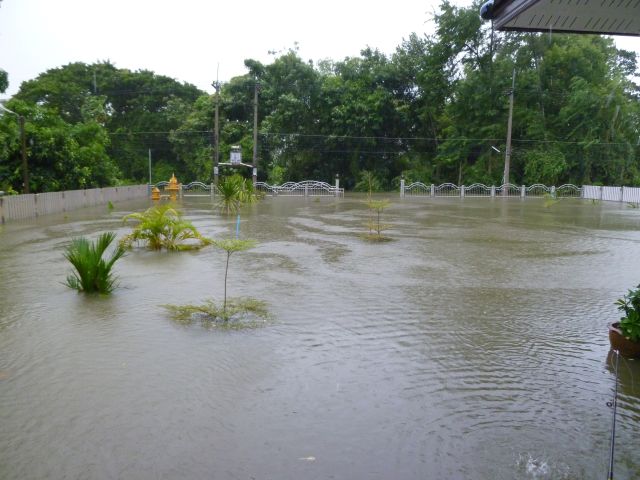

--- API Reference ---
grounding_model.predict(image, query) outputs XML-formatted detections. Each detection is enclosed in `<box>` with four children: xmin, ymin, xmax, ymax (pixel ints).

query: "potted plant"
<box><xmin>609</xmin><ymin>284</ymin><xmax>640</xmax><ymax>358</ymax></box>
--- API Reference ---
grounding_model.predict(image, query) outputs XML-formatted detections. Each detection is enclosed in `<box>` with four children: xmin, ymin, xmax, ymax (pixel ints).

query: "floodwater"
<box><xmin>1</xmin><ymin>195</ymin><xmax>639</xmax><ymax>480</ymax></box>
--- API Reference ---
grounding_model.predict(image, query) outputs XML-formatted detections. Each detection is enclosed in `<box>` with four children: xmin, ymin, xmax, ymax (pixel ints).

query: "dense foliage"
<box><xmin>1</xmin><ymin>0</ymin><xmax>638</xmax><ymax>192</ymax></box>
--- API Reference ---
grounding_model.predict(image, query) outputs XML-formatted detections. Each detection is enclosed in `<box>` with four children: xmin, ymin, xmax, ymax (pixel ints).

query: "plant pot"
<box><xmin>609</xmin><ymin>322</ymin><xmax>640</xmax><ymax>359</ymax></box>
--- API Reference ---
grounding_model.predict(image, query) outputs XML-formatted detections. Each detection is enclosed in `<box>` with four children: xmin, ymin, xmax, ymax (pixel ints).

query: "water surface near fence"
<box><xmin>1</xmin><ymin>196</ymin><xmax>640</xmax><ymax>479</ymax></box>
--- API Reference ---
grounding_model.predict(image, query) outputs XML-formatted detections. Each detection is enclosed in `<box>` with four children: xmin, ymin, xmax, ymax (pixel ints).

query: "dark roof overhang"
<box><xmin>481</xmin><ymin>0</ymin><xmax>640</xmax><ymax>36</ymax></box>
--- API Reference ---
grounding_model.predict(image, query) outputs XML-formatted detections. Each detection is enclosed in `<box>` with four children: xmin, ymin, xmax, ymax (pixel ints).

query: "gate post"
<box><xmin>491</xmin><ymin>185</ymin><xmax>496</xmax><ymax>197</ymax></box>
<box><xmin>431</xmin><ymin>184</ymin><xmax>435</xmax><ymax>197</ymax></box>
<box><xmin>335</xmin><ymin>174</ymin><xmax>340</xmax><ymax>197</ymax></box>
<box><xmin>400</xmin><ymin>176</ymin><xmax>405</xmax><ymax>198</ymax></box>
<box><xmin>460</xmin><ymin>185</ymin><xmax>465</xmax><ymax>198</ymax></box>
<box><xmin>521</xmin><ymin>185</ymin><xmax>525</xmax><ymax>198</ymax></box>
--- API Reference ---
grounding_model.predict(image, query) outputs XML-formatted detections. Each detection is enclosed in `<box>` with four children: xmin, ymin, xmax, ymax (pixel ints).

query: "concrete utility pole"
<box><xmin>252</xmin><ymin>80</ymin><xmax>259</xmax><ymax>185</ymax></box>
<box><xmin>503</xmin><ymin>68</ymin><xmax>515</xmax><ymax>188</ymax></box>
<box><xmin>212</xmin><ymin>80</ymin><xmax>221</xmax><ymax>185</ymax></box>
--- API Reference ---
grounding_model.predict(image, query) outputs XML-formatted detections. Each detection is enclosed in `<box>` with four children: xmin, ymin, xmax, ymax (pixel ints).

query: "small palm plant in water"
<box><xmin>64</xmin><ymin>232</ymin><xmax>125</xmax><ymax>294</ymax></box>
<box><xmin>216</xmin><ymin>174</ymin><xmax>260</xmax><ymax>215</ymax></box>
<box><xmin>120</xmin><ymin>204</ymin><xmax>211</xmax><ymax>250</ymax></box>
<box><xmin>163</xmin><ymin>238</ymin><xmax>268</xmax><ymax>327</ymax></box>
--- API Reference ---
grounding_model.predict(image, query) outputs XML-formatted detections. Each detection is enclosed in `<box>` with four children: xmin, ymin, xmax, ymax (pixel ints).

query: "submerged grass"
<box><xmin>163</xmin><ymin>297</ymin><xmax>270</xmax><ymax>329</ymax></box>
<box><xmin>360</xmin><ymin>232</ymin><xmax>394</xmax><ymax>242</ymax></box>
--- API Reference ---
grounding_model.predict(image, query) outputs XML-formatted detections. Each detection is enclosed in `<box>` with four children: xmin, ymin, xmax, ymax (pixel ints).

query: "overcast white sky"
<box><xmin>1</xmin><ymin>0</ymin><xmax>639</xmax><ymax>99</ymax></box>
<box><xmin>0</xmin><ymin>0</ymin><xmax>447</xmax><ymax>97</ymax></box>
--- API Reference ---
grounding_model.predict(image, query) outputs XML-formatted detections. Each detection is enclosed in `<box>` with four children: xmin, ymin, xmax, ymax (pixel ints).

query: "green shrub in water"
<box><xmin>216</xmin><ymin>174</ymin><xmax>260</xmax><ymax>215</ymax></box>
<box><xmin>120</xmin><ymin>204</ymin><xmax>211</xmax><ymax>250</ymax></box>
<box><xmin>64</xmin><ymin>232</ymin><xmax>125</xmax><ymax>294</ymax></box>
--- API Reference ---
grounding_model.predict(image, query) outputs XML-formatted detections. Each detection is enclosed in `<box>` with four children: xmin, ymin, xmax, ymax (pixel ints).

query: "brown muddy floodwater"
<box><xmin>1</xmin><ymin>195</ymin><xmax>640</xmax><ymax>479</ymax></box>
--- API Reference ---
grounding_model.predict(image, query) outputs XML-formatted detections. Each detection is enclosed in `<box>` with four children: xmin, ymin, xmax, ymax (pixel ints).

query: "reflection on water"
<box><xmin>1</xmin><ymin>196</ymin><xmax>640</xmax><ymax>479</ymax></box>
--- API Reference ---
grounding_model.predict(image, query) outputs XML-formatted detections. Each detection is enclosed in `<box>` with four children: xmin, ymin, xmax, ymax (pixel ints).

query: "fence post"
<box><xmin>0</xmin><ymin>196</ymin><xmax>4</xmax><ymax>224</ymax></box>
<box><xmin>551</xmin><ymin>186</ymin><xmax>556</xmax><ymax>197</ymax></box>
<box><xmin>621</xmin><ymin>186</ymin><xmax>625</xmax><ymax>202</ymax></box>
<box><xmin>335</xmin><ymin>174</ymin><xmax>340</xmax><ymax>197</ymax></box>
<box><xmin>491</xmin><ymin>185</ymin><xmax>496</xmax><ymax>197</ymax></box>
<box><xmin>521</xmin><ymin>185</ymin><xmax>525</xmax><ymax>198</ymax></box>
<box><xmin>600</xmin><ymin>186</ymin><xmax>604</xmax><ymax>200</ymax></box>
<box><xmin>210</xmin><ymin>183</ymin><xmax>214</xmax><ymax>197</ymax></box>
<box><xmin>431</xmin><ymin>184</ymin><xmax>435</xmax><ymax>197</ymax></box>
<box><xmin>305</xmin><ymin>185</ymin><xmax>308</xmax><ymax>197</ymax></box>
<box><xmin>460</xmin><ymin>185</ymin><xmax>465</xmax><ymax>198</ymax></box>
<box><xmin>400</xmin><ymin>177</ymin><xmax>405</xmax><ymax>198</ymax></box>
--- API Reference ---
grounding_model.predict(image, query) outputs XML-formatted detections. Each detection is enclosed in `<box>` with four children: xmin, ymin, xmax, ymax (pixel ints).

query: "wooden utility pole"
<box><xmin>212</xmin><ymin>80</ymin><xmax>221</xmax><ymax>185</ymax></box>
<box><xmin>19</xmin><ymin>115</ymin><xmax>29</xmax><ymax>194</ymax></box>
<box><xmin>252</xmin><ymin>80</ymin><xmax>259</xmax><ymax>185</ymax></box>
<box><xmin>503</xmin><ymin>69</ymin><xmax>515</xmax><ymax>189</ymax></box>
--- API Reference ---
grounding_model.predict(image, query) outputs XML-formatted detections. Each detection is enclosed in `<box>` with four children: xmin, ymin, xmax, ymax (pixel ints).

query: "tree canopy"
<box><xmin>1</xmin><ymin>1</ymin><xmax>638</xmax><ymax>193</ymax></box>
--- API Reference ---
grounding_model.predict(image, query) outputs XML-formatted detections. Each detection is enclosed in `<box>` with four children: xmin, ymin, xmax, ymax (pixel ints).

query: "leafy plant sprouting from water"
<box><xmin>360</xmin><ymin>170</ymin><xmax>392</xmax><ymax>242</ymax></box>
<box><xmin>543</xmin><ymin>191</ymin><xmax>559</xmax><ymax>208</ymax></box>
<box><xmin>163</xmin><ymin>238</ymin><xmax>268</xmax><ymax>326</ymax></box>
<box><xmin>615</xmin><ymin>284</ymin><xmax>640</xmax><ymax>342</ymax></box>
<box><xmin>64</xmin><ymin>232</ymin><xmax>125</xmax><ymax>294</ymax></box>
<box><xmin>120</xmin><ymin>204</ymin><xmax>211</xmax><ymax>251</ymax></box>
<box><xmin>213</xmin><ymin>238</ymin><xmax>257</xmax><ymax>312</ymax></box>
<box><xmin>216</xmin><ymin>174</ymin><xmax>260</xmax><ymax>215</ymax></box>
<box><xmin>365</xmin><ymin>199</ymin><xmax>391</xmax><ymax>241</ymax></box>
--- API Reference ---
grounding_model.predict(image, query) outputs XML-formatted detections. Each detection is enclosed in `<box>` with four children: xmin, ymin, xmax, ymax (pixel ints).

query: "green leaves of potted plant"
<box><xmin>609</xmin><ymin>284</ymin><xmax>640</xmax><ymax>358</ymax></box>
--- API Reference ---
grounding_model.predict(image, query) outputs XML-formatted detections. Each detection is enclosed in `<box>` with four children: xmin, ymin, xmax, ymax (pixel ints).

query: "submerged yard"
<box><xmin>1</xmin><ymin>195</ymin><xmax>639</xmax><ymax>479</ymax></box>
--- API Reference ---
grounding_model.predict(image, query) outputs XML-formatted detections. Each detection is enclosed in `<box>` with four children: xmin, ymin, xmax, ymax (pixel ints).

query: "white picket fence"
<box><xmin>582</xmin><ymin>185</ymin><xmax>640</xmax><ymax>203</ymax></box>
<box><xmin>400</xmin><ymin>182</ymin><xmax>583</xmax><ymax>198</ymax></box>
<box><xmin>0</xmin><ymin>185</ymin><xmax>148</xmax><ymax>223</ymax></box>
<box><xmin>255</xmin><ymin>180</ymin><xmax>344</xmax><ymax>197</ymax></box>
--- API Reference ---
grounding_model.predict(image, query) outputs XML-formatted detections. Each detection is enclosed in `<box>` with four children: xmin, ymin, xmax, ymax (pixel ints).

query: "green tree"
<box><xmin>0</xmin><ymin>69</ymin><xmax>8</xmax><ymax>93</ymax></box>
<box><xmin>0</xmin><ymin>98</ymin><xmax>119</xmax><ymax>192</ymax></box>
<box><xmin>15</xmin><ymin>61</ymin><xmax>204</xmax><ymax>183</ymax></box>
